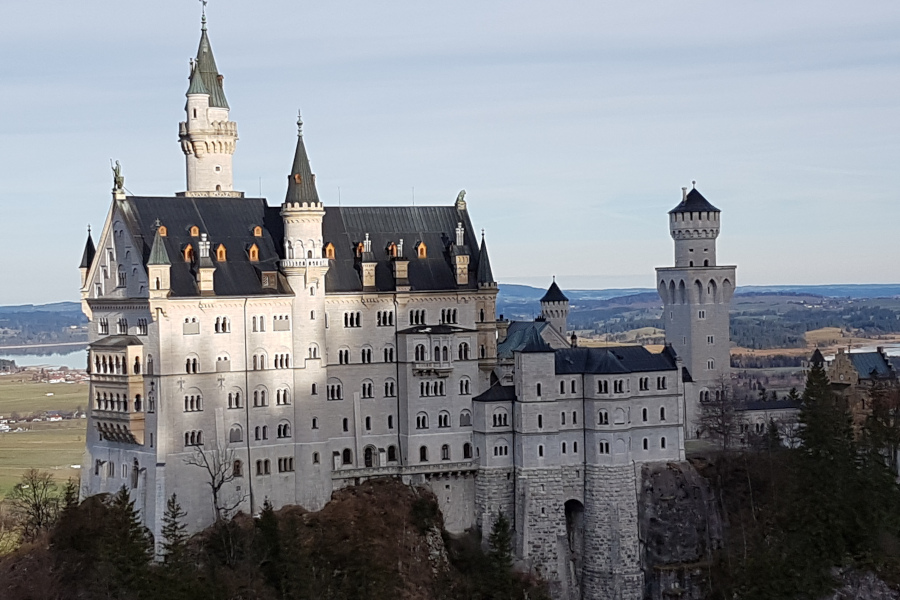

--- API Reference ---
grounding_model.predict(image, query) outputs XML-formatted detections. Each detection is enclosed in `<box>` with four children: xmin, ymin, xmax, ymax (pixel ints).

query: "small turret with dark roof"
<box><xmin>192</xmin><ymin>11</ymin><xmax>228</xmax><ymax>109</ymax></box>
<box><xmin>669</xmin><ymin>186</ymin><xmax>720</xmax><ymax>214</ymax></box>
<box><xmin>79</xmin><ymin>227</ymin><xmax>96</xmax><ymax>270</ymax></box>
<box><xmin>540</xmin><ymin>278</ymin><xmax>569</xmax><ymax>338</ymax></box>
<box><xmin>668</xmin><ymin>183</ymin><xmax>722</xmax><ymax>268</ymax></box>
<box><xmin>147</xmin><ymin>226</ymin><xmax>171</xmax><ymax>266</ymax></box>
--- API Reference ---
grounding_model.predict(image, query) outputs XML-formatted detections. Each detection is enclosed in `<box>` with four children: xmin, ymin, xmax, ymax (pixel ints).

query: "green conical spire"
<box><xmin>192</xmin><ymin>11</ymin><xmax>229</xmax><ymax>109</ymax></box>
<box><xmin>186</xmin><ymin>60</ymin><xmax>209</xmax><ymax>96</ymax></box>
<box><xmin>284</xmin><ymin>112</ymin><xmax>320</xmax><ymax>205</ymax></box>
<box><xmin>148</xmin><ymin>226</ymin><xmax>171</xmax><ymax>266</ymax></box>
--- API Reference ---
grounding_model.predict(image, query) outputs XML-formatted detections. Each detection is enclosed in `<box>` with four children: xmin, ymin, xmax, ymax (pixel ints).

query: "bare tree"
<box><xmin>8</xmin><ymin>469</ymin><xmax>61</xmax><ymax>540</ymax></box>
<box><xmin>184</xmin><ymin>444</ymin><xmax>246</xmax><ymax>522</ymax></box>
<box><xmin>700</xmin><ymin>376</ymin><xmax>739</xmax><ymax>452</ymax></box>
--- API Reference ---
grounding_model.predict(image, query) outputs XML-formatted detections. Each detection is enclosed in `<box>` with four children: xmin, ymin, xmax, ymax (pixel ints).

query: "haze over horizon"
<box><xmin>1</xmin><ymin>1</ymin><xmax>898</xmax><ymax>305</ymax></box>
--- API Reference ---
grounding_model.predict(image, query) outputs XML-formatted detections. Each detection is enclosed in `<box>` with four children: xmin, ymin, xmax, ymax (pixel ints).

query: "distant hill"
<box><xmin>0</xmin><ymin>301</ymin><xmax>82</xmax><ymax>315</ymax></box>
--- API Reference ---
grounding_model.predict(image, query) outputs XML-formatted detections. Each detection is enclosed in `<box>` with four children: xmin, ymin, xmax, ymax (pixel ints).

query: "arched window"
<box><xmin>419</xmin><ymin>446</ymin><xmax>429</xmax><ymax>462</ymax></box>
<box><xmin>324</xmin><ymin>242</ymin><xmax>335</xmax><ymax>259</ymax></box>
<box><xmin>642</xmin><ymin>407</ymin><xmax>648</xmax><ymax>422</ymax></box>
<box><xmin>438</xmin><ymin>411</ymin><xmax>451</xmax><ymax>428</ymax></box>
<box><xmin>416</xmin><ymin>412</ymin><xmax>429</xmax><ymax>429</ymax></box>
<box><xmin>661</xmin><ymin>437</ymin><xmax>667</xmax><ymax>449</ymax></box>
<box><xmin>416</xmin><ymin>242</ymin><xmax>427</xmax><ymax>259</ymax></box>
<box><xmin>189</xmin><ymin>225</ymin><xmax>199</xmax><ymax>237</ymax></box>
<box><xmin>364</xmin><ymin>446</ymin><xmax>375</xmax><ymax>467</ymax></box>
<box><xmin>216</xmin><ymin>244</ymin><xmax>226</xmax><ymax>261</ymax></box>
<box><xmin>536</xmin><ymin>383</ymin><xmax>542</xmax><ymax>396</ymax></box>
<box><xmin>233</xmin><ymin>460</ymin><xmax>243</xmax><ymax>477</ymax></box>
<box><xmin>660</xmin><ymin>406</ymin><xmax>667</xmax><ymax>421</ymax></box>
<box><xmin>229</xmin><ymin>426</ymin><xmax>242</xmax><ymax>443</ymax></box>
<box><xmin>342</xmin><ymin>449</ymin><xmax>352</xmax><ymax>465</ymax></box>
<box><xmin>388</xmin><ymin>446</ymin><xmax>398</xmax><ymax>462</ymax></box>
<box><xmin>598</xmin><ymin>410</ymin><xmax>609</xmax><ymax>425</ymax></box>
<box><xmin>459</xmin><ymin>410</ymin><xmax>472</xmax><ymax>427</ymax></box>
<box><xmin>248</xmin><ymin>244</ymin><xmax>259</xmax><ymax>262</ymax></box>
<box><xmin>183</xmin><ymin>245</ymin><xmax>194</xmax><ymax>262</ymax></box>
<box><xmin>441</xmin><ymin>444</ymin><xmax>450</xmax><ymax>460</ymax></box>
<box><xmin>253</xmin><ymin>226</ymin><xmax>263</xmax><ymax>237</ymax></box>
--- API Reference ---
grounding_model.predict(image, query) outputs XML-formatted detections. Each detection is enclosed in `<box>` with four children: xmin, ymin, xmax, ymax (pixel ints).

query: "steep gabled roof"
<box><xmin>79</xmin><ymin>230</ymin><xmax>96</xmax><ymax>269</ymax></box>
<box><xmin>848</xmin><ymin>351</ymin><xmax>894</xmax><ymax>380</ymax></box>
<box><xmin>554</xmin><ymin>346</ymin><xmax>677</xmax><ymax>375</ymax></box>
<box><xmin>186</xmin><ymin>63</ymin><xmax>209</xmax><ymax>96</ymax></box>
<box><xmin>669</xmin><ymin>187</ymin><xmax>720</xmax><ymax>214</ymax></box>
<box><xmin>541</xmin><ymin>280</ymin><xmax>568</xmax><ymax>303</ymax></box>
<box><xmin>472</xmin><ymin>382</ymin><xmax>517</xmax><ymax>403</ymax></box>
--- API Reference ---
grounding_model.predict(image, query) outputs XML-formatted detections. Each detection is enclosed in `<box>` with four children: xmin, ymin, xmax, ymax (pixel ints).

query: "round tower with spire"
<box><xmin>540</xmin><ymin>278</ymin><xmax>569</xmax><ymax>337</ymax></box>
<box><xmin>178</xmin><ymin>7</ymin><xmax>241</xmax><ymax>197</ymax></box>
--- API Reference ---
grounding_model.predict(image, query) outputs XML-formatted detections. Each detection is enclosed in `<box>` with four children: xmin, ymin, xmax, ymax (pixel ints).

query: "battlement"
<box><xmin>281</xmin><ymin>201</ymin><xmax>323</xmax><ymax>211</ymax></box>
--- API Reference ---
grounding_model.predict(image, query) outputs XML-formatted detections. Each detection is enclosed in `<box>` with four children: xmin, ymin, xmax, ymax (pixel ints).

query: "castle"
<box><xmin>79</xmin><ymin>14</ymin><xmax>735</xmax><ymax>600</ymax></box>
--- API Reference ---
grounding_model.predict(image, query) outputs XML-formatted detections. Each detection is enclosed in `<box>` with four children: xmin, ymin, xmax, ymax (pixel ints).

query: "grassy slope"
<box><xmin>0</xmin><ymin>379</ymin><xmax>87</xmax><ymax>496</ymax></box>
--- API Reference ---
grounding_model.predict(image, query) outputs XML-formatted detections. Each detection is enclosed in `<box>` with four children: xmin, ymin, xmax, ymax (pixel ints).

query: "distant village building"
<box><xmin>78</xmin><ymin>12</ymin><xmax>739</xmax><ymax>600</ymax></box>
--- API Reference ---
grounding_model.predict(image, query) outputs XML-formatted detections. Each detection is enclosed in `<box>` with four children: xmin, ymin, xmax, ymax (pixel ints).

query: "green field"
<box><xmin>0</xmin><ymin>379</ymin><xmax>88</xmax><ymax>497</ymax></box>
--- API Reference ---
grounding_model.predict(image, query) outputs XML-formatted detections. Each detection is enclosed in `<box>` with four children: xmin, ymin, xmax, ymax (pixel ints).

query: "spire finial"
<box><xmin>692</xmin><ymin>180</ymin><xmax>696</xmax><ymax>189</ymax></box>
<box><xmin>87</xmin><ymin>224</ymin><xmax>92</xmax><ymax>236</ymax></box>
<box><xmin>200</xmin><ymin>0</ymin><xmax>208</xmax><ymax>30</ymax></box>
<box><xmin>481</xmin><ymin>228</ymin><xmax>485</xmax><ymax>240</ymax></box>
<box><xmin>297</xmin><ymin>110</ymin><xmax>303</xmax><ymax>136</ymax></box>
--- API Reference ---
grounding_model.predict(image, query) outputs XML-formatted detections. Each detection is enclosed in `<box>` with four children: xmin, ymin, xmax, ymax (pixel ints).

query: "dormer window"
<box><xmin>253</xmin><ymin>226</ymin><xmax>262</xmax><ymax>237</ymax></box>
<box><xmin>416</xmin><ymin>242</ymin><xmax>427</xmax><ymax>259</ymax></box>
<box><xmin>387</xmin><ymin>242</ymin><xmax>397</xmax><ymax>257</ymax></box>
<box><xmin>324</xmin><ymin>242</ymin><xmax>335</xmax><ymax>260</ymax></box>
<box><xmin>158</xmin><ymin>225</ymin><xmax>167</xmax><ymax>237</ymax></box>
<box><xmin>293</xmin><ymin>174</ymin><xmax>302</xmax><ymax>184</ymax></box>
<box><xmin>248</xmin><ymin>244</ymin><xmax>259</xmax><ymax>262</ymax></box>
<box><xmin>189</xmin><ymin>225</ymin><xmax>199</xmax><ymax>237</ymax></box>
<box><xmin>355</xmin><ymin>242</ymin><xmax>364</xmax><ymax>257</ymax></box>
<box><xmin>216</xmin><ymin>244</ymin><xmax>227</xmax><ymax>262</ymax></box>
<box><xmin>183</xmin><ymin>245</ymin><xmax>194</xmax><ymax>262</ymax></box>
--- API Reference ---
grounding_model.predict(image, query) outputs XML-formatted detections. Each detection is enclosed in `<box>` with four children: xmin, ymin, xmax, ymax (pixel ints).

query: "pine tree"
<box><xmin>160</xmin><ymin>494</ymin><xmax>188</xmax><ymax>563</ymax></box>
<box><xmin>95</xmin><ymin>486</ymin><xmax>153</xmax><ymax>596</ymax></box>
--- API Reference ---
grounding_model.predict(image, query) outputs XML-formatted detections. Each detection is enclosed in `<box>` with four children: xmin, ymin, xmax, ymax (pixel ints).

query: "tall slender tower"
<box><xmin>178</xmin><ymin>9</ymin><xmax>241</xmax><ymax>197</ymax></box>
<box><xmin>656</xmin><ymin>185</ymin><xmax>736</xmax><ymax>439</ymax></box>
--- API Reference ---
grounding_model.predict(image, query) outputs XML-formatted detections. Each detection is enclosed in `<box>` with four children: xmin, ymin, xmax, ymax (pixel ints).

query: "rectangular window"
<box><xmin>707</xmin><ymin>335</ymin><xmax>714</xmax><ymax>344</ymax></box>
<box><xmin>698</xmin><ymin>310</ymin><xmax>706</xmax><ymax>319</ymax></box>
<box><xmin>137</xmin><ymin>318</ymin><xmax>148</xmax><ymax>336</ymax></box>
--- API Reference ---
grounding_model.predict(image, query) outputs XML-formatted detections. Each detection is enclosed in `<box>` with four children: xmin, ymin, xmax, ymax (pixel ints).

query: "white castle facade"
<box><xmin>79</xmin><ymin>17</ymin><xmax>735</xmax><ymax>600</ymax></box>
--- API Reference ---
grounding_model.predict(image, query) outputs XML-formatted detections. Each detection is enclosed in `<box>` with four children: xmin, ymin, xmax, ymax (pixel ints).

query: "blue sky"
<box><xmin>1</xmin><ymin>1</ymin><xmax>898</xmax><ymax>304</ymax></box>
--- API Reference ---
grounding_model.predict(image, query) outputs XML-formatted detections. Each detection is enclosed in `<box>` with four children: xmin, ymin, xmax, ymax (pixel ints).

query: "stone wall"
<box><xmin>581</xmin><ymin>464</ymin><xmax>643</xmax><ymax>600</ymax></box>
<box><xmin>474</xmin><ymin>466</ymin><xmax>515</xmax><ymax>540</ymax></box>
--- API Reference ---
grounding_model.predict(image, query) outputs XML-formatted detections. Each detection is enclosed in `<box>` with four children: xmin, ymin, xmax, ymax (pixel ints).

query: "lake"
<box><xmin>0</xmin><ymin>348</ymin><xmax>88</xmax><ymax>370</ymax></box>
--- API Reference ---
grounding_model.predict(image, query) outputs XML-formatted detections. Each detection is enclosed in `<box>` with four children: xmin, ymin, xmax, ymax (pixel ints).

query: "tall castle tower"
<box><xmin>656</xmin><ymin>185</ymin><xmax>736</xmax><ymax>438</ymax></box>
<box><xmin>540</xmin><ymin>279</ymin><xmax>569</xmax><ymax>337</ymax></box>
<box><xmin>178</xmin><ymin>10</ymin><xmax>241</xmax><ymax>197</ymax></box>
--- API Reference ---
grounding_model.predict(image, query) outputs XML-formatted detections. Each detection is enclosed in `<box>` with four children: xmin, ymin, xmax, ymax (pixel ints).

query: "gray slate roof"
<box><xmin>284</xmin><ymin>128</ymin><xmax>320</xmax><ymax>205</ymax></box>
<box><xmin>476</xmin><ymin>235</ymin><xmax>495</xmax><ymax>285</ymax></box>
<box><xmin>322</xmin><ymin>205</ymin><xmax>485</xmax><ymax>293</ymax></box>
<box><xmin>121</xmin><ymin>195</ymin><xmax>491</xmax><ymax>296</ymax></box>
<box><xmin>541</xmin><ymin>280</ymin><xmax>568</xmax><ymax>303</ymax></box>
<box><xmin>669</xmin><ymin>188</ymin><xmax>720</xmax><ymax>214</ymax></box>
<box><xmin>554</xmin><ymin>345</ymin><xmax>678</xmax><ymax>375</ymax></box>
<box><xmin>849</xmin><ymin>351</ymin><xmax>895</xmax><ymax>380</ymax></box>
<box><xmin>120</xmin><ymin>196</ymin><xmax>287</xmax><ymax>297</ymax></box>
<box><xmin>498</xmin><ymin>321</ymin><xmax>551</xmax><ymax>358</ymax></box>
<box><xmin>473</xmin><ymin>383</ymin><xmax>517</xmax><ymax>403</ymax></box>
<box><xmin>147</xmin><ymin>228</ymin><xmax>170</xmax><ymax>266</ymax></box>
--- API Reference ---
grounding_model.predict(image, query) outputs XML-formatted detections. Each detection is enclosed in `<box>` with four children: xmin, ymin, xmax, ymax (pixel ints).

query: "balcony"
<box><xmin>413</xmin><ymin>361</ymin><xmax>454</xmax><ymax>377</ymax></box>
<box><xmin>280</xmin><ymin>258</ymin><xmax>329</xmax><ymax>269</ymax></box>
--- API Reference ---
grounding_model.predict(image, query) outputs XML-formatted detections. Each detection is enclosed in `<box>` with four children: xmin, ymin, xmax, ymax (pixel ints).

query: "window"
<box><xmin>387</xmin><ymin>446</ymin><xmax>398</xmax><ymax>462</ymax></box>
<box><xmin>598</xmin><ymin>380</ymin><xmax>608</xmax><ymax>394</ymax></box>
<box><xmin>707</xmin><ymin>359</ymin><xmax>715</xmax><ymax>370</ymax></box>
<box><xmin>536</xmin><ymin>383</ymin><xmax>542</xmax><ymax>396</ymax></box>
<box><xmin>255</xmin><ymin>459</ymin><xmax>271</xmax><ymax>475</ymax></box>
<box><xmin>661</xmin><ymin>436</ymin><xmax>667</xmax><ymax>449</ymax></box>
<box><xmin>383</xmin><ymin>379</ymin><xmax>396</xmax><ymax>397</ymax></box>
<box><xmin>342</xmin><ymin>449</ymin><xmax>352</xmax><ymax>465</ymax></box>
<box><xmin>415</xmin><ymin>344</ymin><xmax>427</xmax><ymax>361</ymax></box>
<box><xmin>492</xmin><ymin>442</ymin><xmax>509</xmax><ymax>457</ymax></box>
<box><xmin>327</xmin><ymin>383</ymin><xmax>343</xmax><ymax>400</ymax></box>
<box><xmin>277</xmin><ymin>422</ymin><xmax>291</xmax><ymax>438</ymax></box>
<box><xmin>365</xmin><ymin>416</ymin><xmax>371</xmax><ymax>431</ymax></box>
<box><xmin>598</xmin><ymin>410</ymin><xmax>609</xmax><ymax>425</ymax></box>
<box><xmin>458</xmin><ymin>342</ymin><xmax>470</xmax><ymax>360</ymax></box>
<box><xmin>98</xmin><ymin>318</ymin><xmax>109</xmax><ymax>335</ymax></box>
<box><xmin>657</xmin><ymin>376</ymin><xmax>667</xmax><ymax>390</ymax></box>
<box><xmin>388</xmin><ymin>415</ymin><xmax>394</xmax><ymax>429</ymax></box>
<box><xmin>416</xmin><ymin>242</ymin><xmax>427</xmax><ymax>259</ymax></box>
<box><xmin>573</xmin><ymin>441</ymin><xmax>578</xmax><ymax>453</ymax></box>
<box><xmin>338</xmin><ymin>349</ymin><xmax>349</xmax><ymax>364</ymax></box>
<box><xmin>560</xmin><ymin>381</ymin><xmax>566</xmax><ymax>394</ymax></box>
<box><xmin>419</xmin><ymin>446</ymin><xmax>429</xmax><ymax>462</ymax></box>
<box><xmin>491</xmin><ymin>410</ymin><xmax>509</xmax><ymax>427</ymax></box>
<box><xmin>538</xmin><ymin>414</ymin><xmax>543</xmax><ymax>429</ymax></box>
<box><xmin>248</xmin><ymin>244</ymin><xmax>259</xmax><ymax>262</ymax></box>
<box><xmin>613</xmin><ymin>379</ymin><xmax>624</xmax><ymax>394</ymax></box>
<box><xmin>642</xmin><ymin>408</ymin><xmax>648</xmax><ymax>422</ymax></box>
<box><xmin>183</xmin><ymin>394</ymin><xmax>203</xmax><ymax>412</ymax></box>
<box><xmin>312</xmin><ymin>417</ymin><xmax>318</xmax><ymax>429</ymax></box>
<box><xmin>463</xmin><ymin>443</ymin><xmax>472</xmax><ymax>459</ymax></box>
<box><xmin>538</xmin><ymin>445</ymin><xmax>544</xmax><ymax>457</ymax></box>
<box><xmin>342</xmin><ymin>418</ymin><xmax>349</xmax><ymax>432</ymax></box>
<box><xmin>438</xmin><ymin>411</ymin><xmax>450</xmax><ymax>428</ymax></box>
<box><xmin>660</xmin><ymin>406</ymin><xmax>667</xmax><ymax>421</ymax></box>
<box><xmin>409</xmin><ymin>309</ymin><xmax>426</xmax><ymax>325</ymax></box>
<box><xmin>639</xmin><ymin>377</ymin><xmax>649</xmax><ymax>391</ymax></box>
<box><xmin>361</xmin><ymin>348</ymin><xmax>372</xmax><ymax>363</ymax></box>
<box><xmin>643</xmin><ymin>438</ymin><xmax>649</xmax><ymax>450</ymax></box>
<box><xmin>117</xmin><ymin>266</ymin><xmax>126</xmax><ymax>288</ymax></box>
<box><xmin>233</xmin><ymin>460</ymin><xmax>243</xmax><ymax>477</ymax></box>
<box><xmin>343</xmin><ymin>312</ymin><xmax>362</xmax><ymax>328</ymax></box>
<box><xmin>377</xmin><ymin>311</ymin><xmax>394</xmax><ymax>327</ymax></box>
<box><xmin>416</xmin><ymin>412</ymin><xmax>429</xmax><ymax>429</ymax></box>
<box><xmin>276</xmin><ymin>388</ymin><xmax>291</xmax><ymax>405</ymax></box>
<box><xmin>185</xmin><ymin>356</ymin><xmax>199</xmax><ymax>374</ymax></box>
<box><xmin>361</xmin><ymin>381</ymin><xmax>374</xmax><ymax>398</ymax></box>
<box><xmin>440</xmin><ymin>309</ymin><xmax>458</xmax><ymax>324</ymax></box>
<box><xmin>184</xmin><ymin>430</ymin><xmax>203</xmax><ymax>446</ymax></box>
<box><xmin>561</xmin><ymin>412</ymin><xmax>566</xmax><ymax>425</ymax></box>
<box><xmin>707</xmin><ymin>335</ymin><xmax>714</xmax><ymax>344</ymax></box>
<box><xmin>571</xmin><ymin>380</ymin><xmax>576</xmax><ymax>393</ymax></box>
<box><xmin>698</xmin><ymin>310</ymin><xmax>706</xmax><ymax>319</ymax></box>
<box><xmin>383</xmin><ymin>346</ymin><xmax>395</xmax><ymax>362</ymax></box>
<box><xmin>273</xmin><ymin>315</ymin><xmax>290</xmax><ymax>331</ymax></box>
<box><xmin>137</xmin><ymin>319</ymin><xmax>148</xmax><ymax>335</ymax></box>
<box><xmin>599</xmin><ymin>440</ymin><xmax>610</xmax><ymax>454</ymax></box>
<box><xmin>441</xmin><ymin>444</ymin><xmax>450</xmax><ymax>460</ymax></box>
<box><xmin>229</xmin><ymin>426</ymin><xmax>243</xmax><ymax>443</ymax></box>
<box><xmin>311</xmin><ymin>383</ymin><xmax>318</xmax><ymax>395</ymax></box>
<box><xmin>278</xmin><ymin>457</ymin><xmax>295</xmax><ymax>473</ymax></box>
<box><xmin>117</xmin><ymin>318</ymin><xmax>128</xmax><ymax>335</ymax></box>
<box><xmin>572</xmin><ymin>411</ymin><xmax>577</xmax><ymax>424</ymax></box>
<box><xmin>313</xmin><ymin>452</ymin><xmax>320</xmax><ymax>465</ymax></box>
<box><xmin>253</xmin><ymin>389</ymin><xmax>268</xmax><ymax>407</ymax></box>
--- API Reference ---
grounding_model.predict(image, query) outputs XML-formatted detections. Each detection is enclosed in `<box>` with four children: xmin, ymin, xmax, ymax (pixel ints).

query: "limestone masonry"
<box><xmin>79</xmin><ymin>14</ymin><xmax>735</xmax><ymax>600</ymax></box>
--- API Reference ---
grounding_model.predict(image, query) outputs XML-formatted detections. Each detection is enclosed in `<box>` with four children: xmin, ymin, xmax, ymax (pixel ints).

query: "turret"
<box><xmin>476</xmin><ymin>230</ymin><xmax>497</xmax><ymax>290</ymax></box>
<box><xmin>147</xmin><ymin>224</ymin><xmax>172</xmax><ymax>299</ymax></box>
<box><xmin>79</xmin><ymin>226</ymin><xmax>96</xmax><ymax>291</ymax></box>
<box><xmin>669</xmin><ymin>183</ymin><xmax>720</xmax><ymax>268</ymax></box>
<box><xmin>540</xmin><ymin>278</ymin><xmax>569</xmax><ymax>337</ymax></box>
<box><xmin>178</xmin><ymin>9</ymin><xmax>241</xmax><ymax>197</ymax></box>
